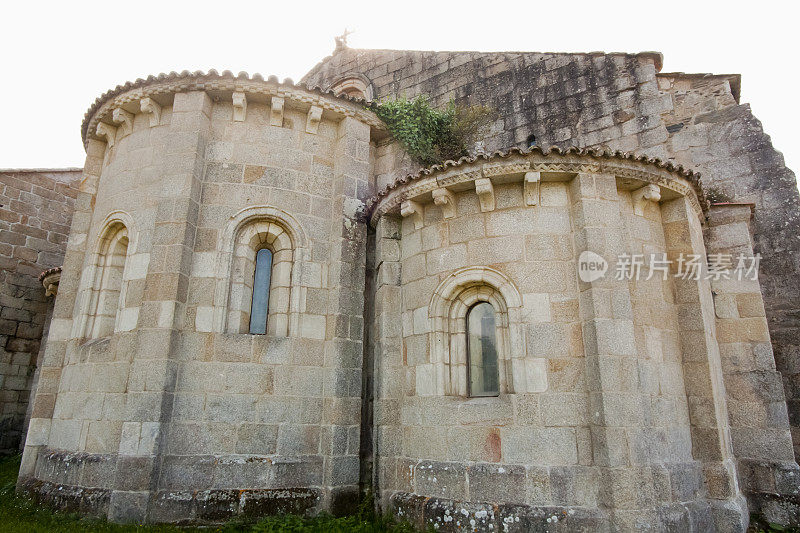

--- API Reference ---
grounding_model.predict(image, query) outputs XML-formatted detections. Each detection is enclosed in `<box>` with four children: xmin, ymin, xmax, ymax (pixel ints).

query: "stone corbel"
<box><xmin>524</xmin><ymin>171</ymin><xmax>541</xmax><ymax>206</ymax></box>
<box><xmin>96</xmin><ymin>122</ymin><xmax>117</xmax><ymax>148</ymax></box>
<box><xmin>270</xmin><ymin>97</ymin><xmax>284</xmax><ymax>126</ymax></box>
<box><xmin>475</xmin><ymin>177</ymin><xmax>495</xmax><ymax>212</ymax></box>
<box><xmin>306</xmin><ymin>105</ymin><xmax>323</xmax><ymax>134</ymax></box>
<box><xmin>401</xmin><ymin>199</ymin><xmax>424</xmax><ymax>230</ymax></box>
<box><xmin>632</xmin><ymin>184</ymin><xmax>661</xmax><ymax>216</ymax></box>
<box><xmin>140</xmin><ymin>97</ymin><xmax>162</xmax><ymax>127</ymax></box>
<box><xmin>40</xmin><ymin>268</ymin><xmax>61</xmax><ymax>297</ymax></box>
<box><xmin>233</xmin><ymin>92</ymin><xmax>247</xmax><ymax>122</ymax></box>
<box><xmin>432</xmin><ymin>188</ymin><xmax>457</xmax><ymax>219</ymax></box>
<box><xmin>111</xmin><ymin>108</ymin><xmax>134</xmax><ymax>136</ymax></box>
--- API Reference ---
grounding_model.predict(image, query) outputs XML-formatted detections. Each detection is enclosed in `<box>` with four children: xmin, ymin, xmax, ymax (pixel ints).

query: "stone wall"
<box><xmin>366</xmin><ymin>146</ymin><xmax>758</xmax><ymax>530</ymax></box>
<box><xmin>302</xmin><ymin>46</ymin><xmax>800</xmax><ymax>457</ymax></box>
<box><xmin>0</xmin><ymin>169</ymin><xmax>81</xmax><ymax>453</ymax></box>
<box><xmin>18</xmin><ymin>76</ymin><xmax>380</xmax><ymax>523</ymax></box>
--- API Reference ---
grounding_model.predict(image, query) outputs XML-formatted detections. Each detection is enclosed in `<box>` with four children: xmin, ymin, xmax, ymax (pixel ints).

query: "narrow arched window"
<box><xmin>467</xmin><ymin>302</ymin><xmax>499</xmax><ymax>397</ymax></box>
<box><xmin>249</xmin><ymin>248</ymin><xmax>273</xmax><ymax>334</ymax></box>
<box><xmin>85</xmin><ymin>222</ymin><xmax>130</xmax><ymax>339</ymax></box>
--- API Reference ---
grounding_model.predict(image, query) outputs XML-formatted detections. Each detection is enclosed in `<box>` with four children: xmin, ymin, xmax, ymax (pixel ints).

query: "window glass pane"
<box><xmin>249</xmin><ymin>248</ymin><xmax>273</xmax><ymax>334</ymax></box>
<box><xmin>467</xmin><ymin>302</ymin><xmax>499</xmax><ymax>396</ymax></box>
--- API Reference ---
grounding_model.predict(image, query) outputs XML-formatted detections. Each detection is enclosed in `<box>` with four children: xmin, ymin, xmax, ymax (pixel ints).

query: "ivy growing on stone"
<box><xmin>372</xmin><ymin>96</ymin><xmax>494</xmax><ymax>167</ymax></box>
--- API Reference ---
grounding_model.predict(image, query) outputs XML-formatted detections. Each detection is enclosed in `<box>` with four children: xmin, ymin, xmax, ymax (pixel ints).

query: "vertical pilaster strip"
<box><xmin>371</xmin><ymin>215</ymin><xmax>403</xmax><ymax>511</ymax></box>
<box><xmin>107</xmin><ymin>91</ymin><xmax>211</xmax><ymax>522</ymax></box>
<box><xmin>570</xmin><ymin>172</ymin><xmax>657</xmax><ymax>528</ymax></box>
<box><xmin>662</xmin><ymin>197</ymin><xmax>748</xmax><ymax>529</ymax></box>
<box><xmin>321</xmin><ymin>116</ymin><xmax>372</xmax><ymax>512</ymax></box>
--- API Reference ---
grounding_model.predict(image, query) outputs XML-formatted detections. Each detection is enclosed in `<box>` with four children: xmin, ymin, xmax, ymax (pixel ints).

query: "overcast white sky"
<box><xmin>2</xmin><ymin>0</ymin><xmax>797</xmax><ymax>175</ymax></box>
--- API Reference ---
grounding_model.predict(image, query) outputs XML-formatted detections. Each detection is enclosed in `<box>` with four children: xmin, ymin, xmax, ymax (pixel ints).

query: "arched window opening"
<box><xmin>330</xmin><ymin>76</ymin><xmax>373</xmax><ymax>101</ymax></box>
<box><xmin>225</xmin><ymin>217</ymin><xmax>294</xmax><ymax>336</ymax></box>
<box><xmin>526</xmin><ymin>134</ymin><xmax>537</xmax><ymax>148</ymax></box>
<box><xmin>467</xmin><ymin>302</ymin><xmax>499</xmax><ymax>397</ymax></box>
<box><xmin>87</xmin><ymin>223</ymin><xmax>129</xmax><ymax>339</ymax></box>
<box><xmin>249</xmin><ymin>248</ymin><xmax>273</xmax><ymax>334</ymax></box>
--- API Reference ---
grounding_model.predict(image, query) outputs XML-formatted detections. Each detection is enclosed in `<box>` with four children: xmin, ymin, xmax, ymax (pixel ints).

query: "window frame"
<box><xmin>248</xmin><ymin>247</ymin><xmax>274</xmax><ymax>335</ymax></box>
<box><xmin>466</xmin><ymin>301</ymin><xmax>500</xmax><ymax>397</ymax></box>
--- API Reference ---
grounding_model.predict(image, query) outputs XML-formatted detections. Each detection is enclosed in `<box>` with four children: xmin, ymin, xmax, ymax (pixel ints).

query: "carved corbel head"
<box><xmin>475</xmin><ymin>177</ymin><xmax>495</xmax><ymax>212</ymax></box>
<box><xmin>270</xmin><ymin>97</ymin><xmax>284</xmax><ymax>127</ymax></box>
<box><xmin>306</xmin><ymin>105</ymin><xmax>323</xmax><ymax>134</ymax></box>
<box><xmin>96</xmin><ymin>122</ymin><xmax>117</xmax><ymax>148</ymax></box>
<box><xmin>432</xmin><ymin>188</ymin><xmax>457</xmax><ymax>219</ymax></box>
<box><xmin>401</xmin><ymin>199</ymin><xmax>424</xmax><ymax>230</ymax></box>
<box><xmin>140</xmin><ymin>97</ymin><xmax>162</xmax><ymax>127</ymax></box>
<box><xmin>232</xmin><ymin>91</ymin><xmax>247</xmax><ymax>122</ymax></box>
<box><xmin>632</xmin><ymin>184</ymin><xmax>662</xmax><ymax>216</ymax></box>
<box><xmin>111</xmin><ymin>108</ymin><xmax>134</xmax><ymax>136</ymax></box>
<box><xmin>524</xmin><ymin>171</ymin><xmax>541</xmax><ymax>206</ymax></box>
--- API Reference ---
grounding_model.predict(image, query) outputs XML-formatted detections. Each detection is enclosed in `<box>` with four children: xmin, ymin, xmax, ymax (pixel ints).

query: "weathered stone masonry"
<box><xmin>5</xmin><ymin>45</ymin><xmax>800</xmax><ymax>532</ymax></box>
<box><xmin>303</xmin><ymin>48</ymin><xmax>800</xmax><ymax>463</ymax></box>
<box><xmin>0</xmin><ymin>169</ymin><xmax>81</xmax><ymax>453</ymax></box>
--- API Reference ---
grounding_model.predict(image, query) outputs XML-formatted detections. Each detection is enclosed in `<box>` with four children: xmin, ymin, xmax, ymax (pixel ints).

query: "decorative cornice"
<box><xmin>369</xmin><ymin>146</ymin><xmax>707</xmax><ymax>226</ymax></box>
<box><xmin>81</xmin><ymin>69</ymin><xmax>384</xmax><ymax>148</ymax></box>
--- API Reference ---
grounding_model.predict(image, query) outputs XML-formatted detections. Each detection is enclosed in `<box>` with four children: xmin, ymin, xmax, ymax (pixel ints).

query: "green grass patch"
<box><xmin>0</xmin><ymin>455</ymin><xmax>419</xmax><ymax>532</ymax></box>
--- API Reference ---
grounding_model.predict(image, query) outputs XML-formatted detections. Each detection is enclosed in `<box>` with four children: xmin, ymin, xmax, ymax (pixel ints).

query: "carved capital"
<box><xmin>475</xmin><ymin>178</ymin><xmax>495</xmax><ymax>212</ymax></box>
<box><xmin>524</xmin><ymin>171</ymin><xmax>541</xmax><ymax>206</ymax></box>
<box><xmin>96</xmin><ymin>122</ymin><xmax>117</xmax><ymax>147</ymax></box>
<box><xmin>306</xmin><ymin>105</ymin><xmax>323</xmax><ymax>134</ymax></box>
<box><xmin>140</xmin><ymin>97</ymin><xmax>162</xmax><ymax>127</ymax></box>
<box><xmin>432</xmin><ymin>188</ymin><xmax>457</xmax><ymax>219</ymax></box>
<box><xmin>270</xmin><ymin>96</ymin><xmax>284</xmax><ymax>126</ymax></box>
<box><xmin>632</xmin><ymin>183</ymin><xmax>661</xmax><ymax>216</ymax></box>
<box><xmin>401</xmin><ymin>199</ymin><xmax>424</xmax><ymax>230</ymax></box>
<box><xmin>111</xmin><ymin>108</ymin><xmax>134</xmax><ymax>136</ymax></box>
<box><xmin>232</xmin><ymin>91</ymin><xmax>247</xmax><ymax>122</ymax></box>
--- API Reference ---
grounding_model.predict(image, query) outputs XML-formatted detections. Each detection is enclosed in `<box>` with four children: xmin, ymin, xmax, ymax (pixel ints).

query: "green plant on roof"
<box><xmin>372</xmin><ymin>96</ymin><xmax>495</xmax><ymax>167</ymax></box>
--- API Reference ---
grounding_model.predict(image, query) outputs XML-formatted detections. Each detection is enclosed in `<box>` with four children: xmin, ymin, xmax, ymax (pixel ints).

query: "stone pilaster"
<box><xmin>570</xmin><ymin>172</ymin><xmax>664</xmax><ymax>528</ymax></box>
<box><xmin>371</xmin><ymin>215</ymin><xmax>403</xmax><ymax>511</ymax></box>
<box><xmin>319</xmin><ymin>116</ymin><xmax>372</xmax><ymax>512</ymax></box>
<box><xmin>662</xmin><ymin>197</ymin><xmax>748</xmax><ymax>530</ymax></box>
<box><xmin>107</xmin><ymin>91</ymin><xmax>212</xmax><ymax>522</ymax></box>
<box><xmin>706</xmin><ymin>204</ymin><xmax>800</xmax><ymax>522</ymax></box>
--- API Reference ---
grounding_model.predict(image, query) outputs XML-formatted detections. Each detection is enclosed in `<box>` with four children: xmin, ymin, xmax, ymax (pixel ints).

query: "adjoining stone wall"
<box><xmin>659</xmin><ymin>75</ymin><xmax>800</xmax><ymax>457</ymax></box>
<box><xmin>705</xmin><ymin>204</ymin><xmax>800</xmax><ymax>521</ymax></box>
<box><xmin>0</xmin><ymin>169</ymin><xmax>81</xmax><ymax>454</ymax></box>
<box><xmin>302</xmin><ymin>46</ymin><xmax>800</xmax><ymax>458</ymax></box>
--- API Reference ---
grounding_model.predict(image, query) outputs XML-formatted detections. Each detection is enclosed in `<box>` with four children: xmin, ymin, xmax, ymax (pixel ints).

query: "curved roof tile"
<box><xmin>366</xmin><ymin>145</ymin><xmax>708</xmax><ymax>214</ymax></box>
<box><xmin>81</xmin><ymin>69</ymin><xmax>372</xmax><ymax>147</ymax></box>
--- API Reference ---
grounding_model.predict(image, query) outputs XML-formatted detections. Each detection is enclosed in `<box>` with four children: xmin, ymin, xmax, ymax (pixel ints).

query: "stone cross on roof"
<box><xmin>334</xmin><ymin>28</ymin><xmax>353</xmax><ymax>51</ymax></box>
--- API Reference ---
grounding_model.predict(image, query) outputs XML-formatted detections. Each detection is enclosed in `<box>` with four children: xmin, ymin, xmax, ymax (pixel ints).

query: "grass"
<box><xmin>0</xmin><ymin>455</ymin><xmax>419</xmax><ymax>532</ymax></box>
